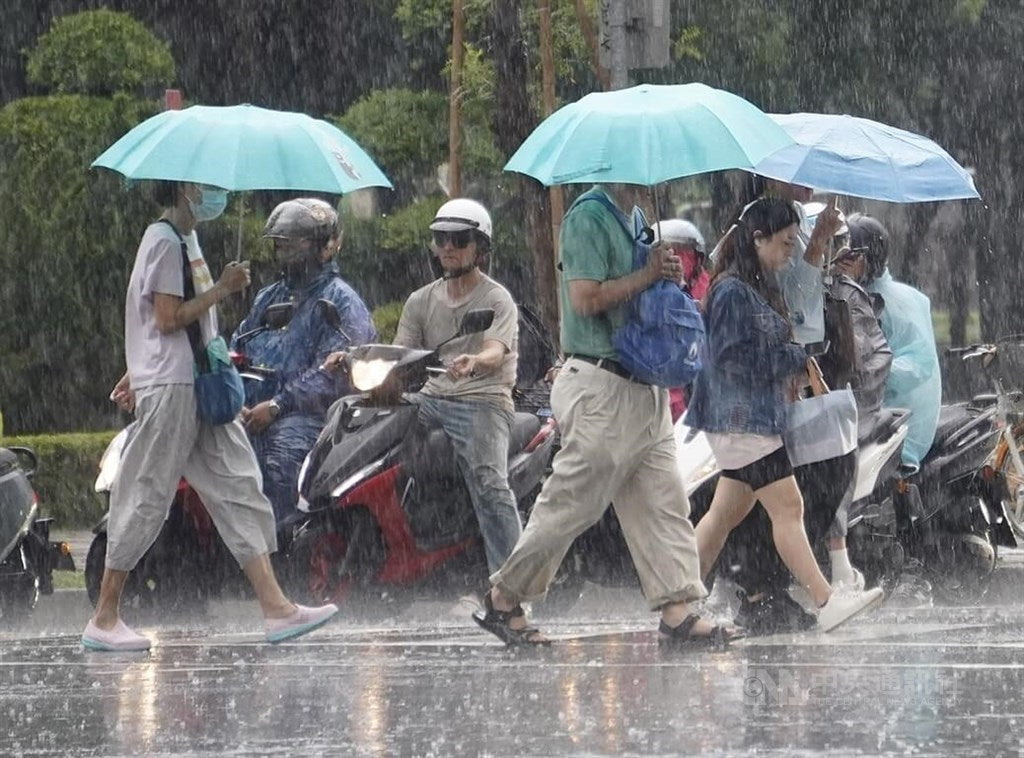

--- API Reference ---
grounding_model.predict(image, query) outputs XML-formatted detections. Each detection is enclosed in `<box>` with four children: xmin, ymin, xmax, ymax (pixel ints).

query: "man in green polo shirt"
<box><xmin>473</xmin><ymin>184</ymin><xmax>740</xmax><ymax>648</ymax></box>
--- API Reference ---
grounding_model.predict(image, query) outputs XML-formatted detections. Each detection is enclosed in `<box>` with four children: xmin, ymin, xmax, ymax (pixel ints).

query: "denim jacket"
<box><xmin>686</xmin><ymin>276</ymin><xmax>807</xmax><ymax>435</ymax></box>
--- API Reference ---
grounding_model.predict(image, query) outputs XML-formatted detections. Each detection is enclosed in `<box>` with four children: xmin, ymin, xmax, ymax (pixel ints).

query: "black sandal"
<box><xmin>658</xmin><ymin>614</ymin><xmax>745</xmax><ymax>651</ymax></box>
<box><xmin>472</xmin><ymin>592</ymin><xmax>550</xmax><ymax>646</ymax></box>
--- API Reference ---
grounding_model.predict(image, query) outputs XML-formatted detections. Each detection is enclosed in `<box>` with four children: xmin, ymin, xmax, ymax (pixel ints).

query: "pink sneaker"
<box><xmin>265</xmin><ymin>603</ymin><xmax>339</xmax><ymax>644</ymax></box>
<box><xmin>81</xmin><ymin>619</ymin><xmax>151</xmax><ymax>652</ymax></box>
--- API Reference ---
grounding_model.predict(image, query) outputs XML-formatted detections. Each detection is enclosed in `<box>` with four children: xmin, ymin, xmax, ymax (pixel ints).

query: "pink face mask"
<box><xmin>675</xmin><ymin>248</ymin><xmax>709</xmax><ymax>301</ymax></box>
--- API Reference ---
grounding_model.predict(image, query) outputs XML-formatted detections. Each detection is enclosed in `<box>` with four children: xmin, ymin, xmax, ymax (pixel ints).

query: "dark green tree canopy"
<box><xmin>25</xmin><ymin>9</ymin><xmax>174</xmax><ymax>96</ymax></box>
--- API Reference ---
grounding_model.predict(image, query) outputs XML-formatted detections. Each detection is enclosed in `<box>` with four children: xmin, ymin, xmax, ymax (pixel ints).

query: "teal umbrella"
<box><xmin>92</xmin><ymin>104</ymin><xmax>392</xmax><ymax>193</ymax></box>
<box><xmin>504</xmin><ymin>83</ymin><xmax>794</xmax><ymax>186</ymax></box>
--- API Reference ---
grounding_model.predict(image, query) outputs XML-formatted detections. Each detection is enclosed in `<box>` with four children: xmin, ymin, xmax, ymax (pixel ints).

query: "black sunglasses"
<box><xmin>432</xmin><ymin>229</ymin><xmax>475</xmax><ymax>248</ymax></box>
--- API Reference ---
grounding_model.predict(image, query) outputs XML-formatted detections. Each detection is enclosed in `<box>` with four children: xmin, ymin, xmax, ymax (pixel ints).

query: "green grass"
<box><xmin>52</xmin><ymin>570</ymin><xmax>85</xmax><ymax>590</ymax></box>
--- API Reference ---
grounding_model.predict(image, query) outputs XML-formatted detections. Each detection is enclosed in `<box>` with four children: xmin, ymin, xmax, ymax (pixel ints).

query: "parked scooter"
<box><xmin>0</xmin><ymin>445</ymin><xmax>75</xmax><ymax>618</ymax></box>
<box><xmin>883</xmin><ymin>395</ymin><xmax>1017</xmax><ymax>603</ymax></box>
<box><xmin>292</xmin><ymin>308</ymin><xmax>559</xmax><ymax>606</ymax></box>
<box><xmin>85</xmin><ymin>303</ymin><xmax>298</xmax><ymax>609</ymax></box>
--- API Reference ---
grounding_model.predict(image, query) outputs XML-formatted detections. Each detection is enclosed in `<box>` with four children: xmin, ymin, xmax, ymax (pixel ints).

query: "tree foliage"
<box><xmin>0</xmin><ymin>93</ymin><xmax>159</xmax><ymax>433</ymax></box>
<box><xmin>25</xmin><ymin>9</ymin><xmax>174</xmax><ymax>96</ymax></box>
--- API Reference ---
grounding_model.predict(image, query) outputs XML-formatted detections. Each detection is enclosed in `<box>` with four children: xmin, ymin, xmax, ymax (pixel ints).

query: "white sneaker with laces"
<box><xmin>817</xmin><ymin>586</ymin><xmax>884</xmax><ymax>632</ymax></box>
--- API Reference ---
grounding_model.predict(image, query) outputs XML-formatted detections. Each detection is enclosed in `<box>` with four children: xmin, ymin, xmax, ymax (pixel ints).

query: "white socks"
<box><xmin>829</xmin><ymin>547</ymin><xmax>855</xmax><ymax>585</ymax></box>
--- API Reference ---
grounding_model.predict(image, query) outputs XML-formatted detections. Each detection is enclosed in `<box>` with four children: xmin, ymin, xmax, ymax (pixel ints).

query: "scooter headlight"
<box><xmin>350</xmin><ymin>358</ymin><xmax>399</xmax><ymax>392</ymax></box>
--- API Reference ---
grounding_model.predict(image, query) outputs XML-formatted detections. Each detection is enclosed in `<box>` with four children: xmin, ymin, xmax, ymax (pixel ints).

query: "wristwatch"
<box><xmin>268</xmin><ymin>399</ymin><xmax>282</xmax><ymax>419</ymax></box>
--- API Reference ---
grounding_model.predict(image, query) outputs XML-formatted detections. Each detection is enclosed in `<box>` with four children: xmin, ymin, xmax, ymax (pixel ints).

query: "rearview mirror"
<box><xmin>458</xmin><ymin>309</ymin><xmax>494</xmax><ymax>337</ymax></box>
<box><xmin>262</xmin><ymin>302</ymin><xmax>295</xmax><ymax>330</ymax></box>
<box><xmin>315</xmin><ymin>298</ymin><xmax>342</xmax><ymax>330</ymax></box>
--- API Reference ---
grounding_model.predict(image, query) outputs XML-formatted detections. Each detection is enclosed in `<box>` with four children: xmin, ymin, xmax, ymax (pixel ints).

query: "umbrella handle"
<box><xmin>235</xmin><ymin>193</ymin><xmax>245</xmax><ymax>262</ymax></box>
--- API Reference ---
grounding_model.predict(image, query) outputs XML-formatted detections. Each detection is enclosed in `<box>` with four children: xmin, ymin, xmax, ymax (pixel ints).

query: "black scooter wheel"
<box><xmin>84</xmin><ymin>533</ymin><xmax>106</xmax><ymax>607</ymax></box>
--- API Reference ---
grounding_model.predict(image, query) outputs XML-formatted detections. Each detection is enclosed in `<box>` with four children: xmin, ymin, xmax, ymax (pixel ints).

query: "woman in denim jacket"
<box><xmin>687</xmin><ymin>198</ymin><xmax>883</xmax><ymax>632</ymax></box>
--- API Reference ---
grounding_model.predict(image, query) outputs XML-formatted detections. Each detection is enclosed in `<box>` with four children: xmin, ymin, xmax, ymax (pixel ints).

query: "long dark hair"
<box><xmin>709</xmin><ymin>197</ymin><xmax>799</xmax><ymax>317</ymax></box>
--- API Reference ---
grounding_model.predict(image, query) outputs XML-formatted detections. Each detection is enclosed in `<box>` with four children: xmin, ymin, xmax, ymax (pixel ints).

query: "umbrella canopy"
<box><xmin>753</xmin><ymin>113</ymin><xmax>979</xmax><ymax>202</ymax></box>
<box><xmin>504</xmin><ymin>83</ymin><xmax>794</xmax><ymax>186</ymax></box>
<box><xmin>92</xmin><ymin>104</ymin><xmax>392</xmax><ymax>193</ymax></box>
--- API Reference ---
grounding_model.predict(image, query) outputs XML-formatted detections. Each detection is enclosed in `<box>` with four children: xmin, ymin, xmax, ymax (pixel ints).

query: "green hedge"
<box><xmin>1</xmin><ymin>431</ymin><xmax>117</xmax><ymax>529</ymax></box>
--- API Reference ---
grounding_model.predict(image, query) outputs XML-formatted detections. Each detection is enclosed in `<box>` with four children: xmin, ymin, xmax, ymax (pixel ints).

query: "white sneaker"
<box><xmin>817</xmin><ymin>586</ymin><xmax>884</xmax><ymax>632</ymax></box>
<box><xmin>833</xmin><ymin>567</ymin><xmax>866</xmax><ymax>593</ymax></box>
<box><xmin>82</xmin><ymin>619</ymin><xmax>151</xmax><ymax>652</ymax></box>
<box><xmin>265</xmin><ymin>603</ymin><xmax>339</xmax><ymax>644</ymax></box>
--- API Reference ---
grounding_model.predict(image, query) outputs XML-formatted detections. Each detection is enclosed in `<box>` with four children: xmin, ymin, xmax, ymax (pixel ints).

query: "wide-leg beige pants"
<box><xmin>106</xmin><ymin>383</ymin><xmax>277</xmax><ymax>571</ymax></box>
<box><xmin>491</xmin><ymin>357</ymin><xmax>707</xmax><ymax>610</ymax></box>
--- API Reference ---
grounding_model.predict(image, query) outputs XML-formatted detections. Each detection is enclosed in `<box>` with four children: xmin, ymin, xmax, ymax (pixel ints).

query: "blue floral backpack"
<box><xmin>578</xmin><ymin>193</ymin><xmax>706</xmax><ymax>387</ymax></box>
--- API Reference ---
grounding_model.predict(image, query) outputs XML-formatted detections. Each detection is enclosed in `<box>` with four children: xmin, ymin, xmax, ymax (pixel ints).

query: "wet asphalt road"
<box><xmin>2</xmin><ymin>553</ymin><xmax>1023</xmax><ymax>757</ymax></box>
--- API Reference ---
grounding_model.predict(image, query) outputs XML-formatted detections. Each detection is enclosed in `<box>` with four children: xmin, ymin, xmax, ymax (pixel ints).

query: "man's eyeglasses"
<box><xmin>432</xmin><ymin>229</ymin><xmax>474</xmax><ymax>248</ymax></box>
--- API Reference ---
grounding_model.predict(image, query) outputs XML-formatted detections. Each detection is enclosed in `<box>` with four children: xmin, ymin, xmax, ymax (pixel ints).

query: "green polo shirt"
<box><xmin>558</xmin><ymin>186</ymin><xmax>635</xmax><ymax>359</ymax></box>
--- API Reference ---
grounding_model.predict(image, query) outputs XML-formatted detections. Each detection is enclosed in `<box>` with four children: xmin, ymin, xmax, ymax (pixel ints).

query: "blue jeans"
<box><xmin>412</xmin><ymin>394</ymin><xmax>523</xmax><ymax>574</ymax></box>
<box><xmin>249</xmin><ymin>414</ymin><xmax>322</xmax><ymax>525</ymax></box>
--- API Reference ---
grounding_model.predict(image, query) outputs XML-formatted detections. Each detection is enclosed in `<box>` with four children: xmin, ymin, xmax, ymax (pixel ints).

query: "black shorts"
<box><xmin>721</xmin><ymin>445</ymin><xmax>793</xmax><ymax>491</ymax></box>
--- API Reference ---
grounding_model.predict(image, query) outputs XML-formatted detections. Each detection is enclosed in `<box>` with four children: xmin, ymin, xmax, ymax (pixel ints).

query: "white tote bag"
<box><xmin>783</xmin><ymin>359</ymin><xmax>858</xmax><ymax>467</ymax></box>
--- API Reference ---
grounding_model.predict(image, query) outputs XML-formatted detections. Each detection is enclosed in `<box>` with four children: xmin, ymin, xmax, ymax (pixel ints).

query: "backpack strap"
<box><xmin>572</xmin><ymin>191</ymin><xmax>633</xmax><ymax>240</ymax></box>
<box><xmin>157</xmin><ymin>219</ymin><xmax>208</xmax><ymax>373</ymax></box>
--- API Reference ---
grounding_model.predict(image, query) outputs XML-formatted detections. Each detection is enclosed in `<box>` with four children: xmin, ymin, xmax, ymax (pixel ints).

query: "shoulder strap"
<box><xmin>573</xmin><ymin>192</ymin><xmax>632</xmax><ymax>239</ymax></box>
<box><xmin>158</xmin><ymin>219</ymin><xmax>206</xmax><ymax>370</ymax></box>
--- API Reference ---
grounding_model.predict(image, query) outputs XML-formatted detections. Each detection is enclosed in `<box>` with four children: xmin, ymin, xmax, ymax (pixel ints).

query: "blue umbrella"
<box><xmin>753</xmin><ymin>113</ymin><xmax>979</xmax><ymax>202</ymax></box>
<box><xmin>504</xmin><ymin>83</ymin><xmax>794</xmax><ymax>186</ymax></box>
<box><xmin>92</xmin><ymin>104</ymin><xmax>392</xmax><ymax>193</ymax></box>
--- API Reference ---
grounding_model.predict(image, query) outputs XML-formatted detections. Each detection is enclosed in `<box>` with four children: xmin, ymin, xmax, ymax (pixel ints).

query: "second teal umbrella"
<box><xmin>504</xmin><ymin>83</ymin><xmax>793</xmax><ymax>186</ymax></box>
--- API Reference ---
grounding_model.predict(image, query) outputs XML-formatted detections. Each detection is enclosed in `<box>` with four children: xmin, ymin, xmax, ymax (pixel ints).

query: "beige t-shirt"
<box><xmin>394</xmin><ymin>275</ymin><xmax>518</xmax><ymax>412</ymax></box>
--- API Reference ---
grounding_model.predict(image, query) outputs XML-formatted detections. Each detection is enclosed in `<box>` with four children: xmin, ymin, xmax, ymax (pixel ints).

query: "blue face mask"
<box><xmin>188</xmin><ymin>187</ymin><xmax>228</xmax><ymax>222</ymax></box>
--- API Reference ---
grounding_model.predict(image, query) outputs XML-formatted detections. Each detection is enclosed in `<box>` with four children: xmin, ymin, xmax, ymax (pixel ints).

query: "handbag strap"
<box><xmin>157</xmin><ymin>219</ymin><xmax>209</xmax><ymax>373</ymax></box>
<box><xmin>806</xmin><ymin>357</ymin><xmax>830</xmax><ymax>396</ymax></box>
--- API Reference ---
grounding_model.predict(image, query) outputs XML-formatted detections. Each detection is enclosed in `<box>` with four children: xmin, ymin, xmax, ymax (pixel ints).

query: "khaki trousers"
<box><xmin>491</xmin><ymin>357</ymin><xmax>707</xmax><ymax>610</ymax></box>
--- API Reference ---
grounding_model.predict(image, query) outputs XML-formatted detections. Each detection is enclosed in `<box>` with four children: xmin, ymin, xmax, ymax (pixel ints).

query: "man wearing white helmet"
<box><xmin>392</xmin><ymin>198</ymin><xmax>523</xmax><ymax>577</ymax></box>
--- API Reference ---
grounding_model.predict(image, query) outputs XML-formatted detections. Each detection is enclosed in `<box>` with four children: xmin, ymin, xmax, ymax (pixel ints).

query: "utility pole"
<box><xmin>539</xmin><ymin>0</ymin><xmax>564</xmax><ymax>327</ymax></box>
<box><xmin>606</xmin><ymin>0</ymin><xmax>629</xmax><ymax>90</ymax></box>
<box><xmin>448</xmin><ymin>0</ymin><xmax>465</xmax><ymax>197</ymax></box>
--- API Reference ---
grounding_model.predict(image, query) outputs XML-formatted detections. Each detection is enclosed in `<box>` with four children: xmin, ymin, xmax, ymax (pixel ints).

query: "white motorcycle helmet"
<box><xmin>803</xmin><ymin>200</ymin><xmax>849</xmax><ymax>238</ymax></box>
<box><xmin>654</xmin><ymin>219</ymin><xmax>706</xmax><ymax>253</ymax></box>
<box><xmin>428</xmin><ymin>198</ymin><xmax>493</xmax><ymax>278</ymax></box>
<box><xmin>429</xmin><ymin>198</ymin><xmax>493</xmax><ymax>241</ymax></box>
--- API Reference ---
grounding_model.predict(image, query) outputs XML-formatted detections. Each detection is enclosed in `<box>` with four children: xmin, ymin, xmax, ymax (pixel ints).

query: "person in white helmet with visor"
<box><xmin>393</xmin><ymin>198</ymin><xmax>523</xmax><ymax>577</ymax></box>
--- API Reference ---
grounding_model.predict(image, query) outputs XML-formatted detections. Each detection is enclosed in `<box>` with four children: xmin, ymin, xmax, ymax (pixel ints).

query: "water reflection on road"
<box><xmin>2</xmin><ymin>575</ymin><xmax>1023</xmax><ymax>755</ymax></box>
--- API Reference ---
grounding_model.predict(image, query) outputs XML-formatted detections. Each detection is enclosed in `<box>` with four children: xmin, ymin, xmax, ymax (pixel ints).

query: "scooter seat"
<box><xmin>930</xmin><ymin>403</ymin><xmax>974</xmax><ymax>452</ymax></box>
<box><xmin>859</xmin><ymin>408</ymin><xmax>907</xmax><ymax>445</ymax></box>
<box><xmin>510</xmin><ymin>413</ymin><xmax>542</xmax><ymax>455</ymax></box>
